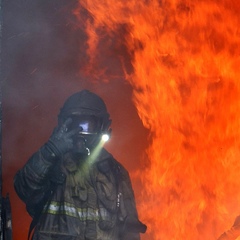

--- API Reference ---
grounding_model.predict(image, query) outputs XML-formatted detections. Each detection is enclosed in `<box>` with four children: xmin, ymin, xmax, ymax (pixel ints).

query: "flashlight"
<box><xmin>101</xmin><ymin>134</ymin><xmax>110</xmax><ymax>142</ymax></box>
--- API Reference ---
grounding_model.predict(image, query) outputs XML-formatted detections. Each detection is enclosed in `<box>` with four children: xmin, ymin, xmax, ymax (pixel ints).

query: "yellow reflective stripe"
<box><xmin>47</xmin><ymin>203</ymin><xmax>78</xmax><ymax>217</ymax></box>
<box><xmin>44</xmin><ymin>201</ymin><xmax>100</xmax><ymax>220</ymax></box>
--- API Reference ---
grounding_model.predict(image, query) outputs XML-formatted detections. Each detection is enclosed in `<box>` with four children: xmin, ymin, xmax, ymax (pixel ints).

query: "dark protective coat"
<box><xmin>14</xmin><ymin>147</ymin><xmax>145</xmax><ymax>240</ymax></box>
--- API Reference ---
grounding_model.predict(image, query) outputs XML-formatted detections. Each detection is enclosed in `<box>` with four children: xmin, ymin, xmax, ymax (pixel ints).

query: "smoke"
<box><xmin>2</xmin><ymin>1</ymin><xmax>148</xmax><ymax>239</ymax></box>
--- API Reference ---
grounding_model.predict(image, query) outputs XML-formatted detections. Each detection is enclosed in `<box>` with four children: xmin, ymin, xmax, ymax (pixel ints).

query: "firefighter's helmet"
<box><xmin>59</xmin><ymin>89</ymin><xmax>111</xmax><ymax>135</ymax></box>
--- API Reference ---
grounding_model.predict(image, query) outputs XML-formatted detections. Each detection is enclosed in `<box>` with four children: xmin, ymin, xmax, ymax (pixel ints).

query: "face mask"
<box><xmin>68</xmin><ymin>115</ymin><xmax>101</xmax><ymax>135</ymax></box>
<box><xmin>68</xmin><ymin>115</ymin><xmax>102</xmax><ymax>156</ymax></box>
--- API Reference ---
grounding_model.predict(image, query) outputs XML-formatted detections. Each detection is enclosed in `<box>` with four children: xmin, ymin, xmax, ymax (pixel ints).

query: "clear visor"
<box><xmin>68</xmin><ymin>115</ymin><xmax>101</xmax><ymax>134</ymax></box>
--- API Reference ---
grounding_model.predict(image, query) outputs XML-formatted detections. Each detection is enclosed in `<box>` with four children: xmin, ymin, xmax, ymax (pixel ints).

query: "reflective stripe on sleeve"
<box><xmin>44</xmin><ymin>201</ymin><xmax>101</xmax><ymax>221</ymax></box>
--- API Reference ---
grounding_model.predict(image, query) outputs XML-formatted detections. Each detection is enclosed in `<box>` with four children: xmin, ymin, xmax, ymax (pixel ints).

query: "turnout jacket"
<box><xmin>14</xmin><ymin>147</ymin><xmax>145</xmax><ymax>240</ymax></box>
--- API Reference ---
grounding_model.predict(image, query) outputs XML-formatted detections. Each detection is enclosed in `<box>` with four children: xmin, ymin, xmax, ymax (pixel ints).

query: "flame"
<box><xmin>73</xmin><ymin>1</ymin><xmax>240</xmax><ymax>239</ymax></box>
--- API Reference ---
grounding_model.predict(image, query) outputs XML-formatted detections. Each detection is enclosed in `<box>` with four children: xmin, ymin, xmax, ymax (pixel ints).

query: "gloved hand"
<box><xmin>120</xmin><ymin>216</ymin><xmax>147</xmax><ymax>234</ymax></box>
<box><xmin>43</xmin><ymin>118</ymin><xmax>79</xmax><ymax>158</ymax></box>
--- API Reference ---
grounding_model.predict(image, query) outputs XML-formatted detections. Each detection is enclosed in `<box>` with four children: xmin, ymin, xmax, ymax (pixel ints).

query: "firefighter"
<box><xmin>14</xmin><ymin>89</ymin><xmax>146</xmax><ymax>240</ymax></box>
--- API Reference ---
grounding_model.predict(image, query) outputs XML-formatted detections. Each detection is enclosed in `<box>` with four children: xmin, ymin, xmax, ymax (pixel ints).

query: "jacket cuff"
<box><xmin>40</xmin><ymin>142</ymin><xmax>60</xmax><ymax>161</ymax></box>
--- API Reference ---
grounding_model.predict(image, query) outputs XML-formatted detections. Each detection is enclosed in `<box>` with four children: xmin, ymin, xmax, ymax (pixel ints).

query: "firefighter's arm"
<box><xmin>14</xmin><ymin>147</ymin><xmax>57</xmax><ymax>203</ymax></box>
<box><xmin>118</xmin><ymin>166</ymin><xmax>147</xmax><ymax>239</ymax></box>
<box><xmin>14</xmin><ymin>118</ymin><xmax>77</xmax><ymax>203</ymax></box>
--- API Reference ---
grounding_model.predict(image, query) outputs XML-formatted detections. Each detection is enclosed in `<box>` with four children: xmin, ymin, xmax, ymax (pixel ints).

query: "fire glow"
<box><xmin>74</xmin><ymin>1</ymin><xmax>240</xmax><ymax>239</ymax></box>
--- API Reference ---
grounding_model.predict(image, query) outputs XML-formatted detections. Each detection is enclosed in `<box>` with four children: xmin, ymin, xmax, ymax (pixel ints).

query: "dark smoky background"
<box><xmin>1</xmin><ymin>0</ymin><xmax>148</xmax><ymax>238</ymax></box>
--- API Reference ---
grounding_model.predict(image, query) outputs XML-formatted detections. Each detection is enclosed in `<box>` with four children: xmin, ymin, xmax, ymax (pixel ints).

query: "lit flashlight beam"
<box><xmin>84</xmin><ymin>134</ymin><xmax>110</xmax><ymax>167</ymax></box>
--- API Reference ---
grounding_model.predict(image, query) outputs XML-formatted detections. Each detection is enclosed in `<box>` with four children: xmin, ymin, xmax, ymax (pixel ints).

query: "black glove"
<box><xmin>120</xmin><ymin>216</ymin><xmax>147</xmax><ymax>235</ymax></box>
<box><xmin>43</xmin><ymin>118</ymin><xmax>79</xmax><ymax>158</ymax></box>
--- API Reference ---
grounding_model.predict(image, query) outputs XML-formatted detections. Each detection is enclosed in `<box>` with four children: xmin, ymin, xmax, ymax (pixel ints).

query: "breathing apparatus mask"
<box><xmin>67</xmin><ymin>114</ymin><xmax>109</xmax><ymax>156</ymax></box>
<box><xmin>58</xmin><ymin>90</ymin><xmax>111</xmax><ymax>157</ymax></box>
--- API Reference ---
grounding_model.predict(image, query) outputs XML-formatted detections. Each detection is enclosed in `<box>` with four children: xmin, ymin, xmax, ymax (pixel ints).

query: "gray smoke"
<box><xmin>1</xmin><ymin>1</ymin><xmax>148</xmax><ymax>238</ymax></box>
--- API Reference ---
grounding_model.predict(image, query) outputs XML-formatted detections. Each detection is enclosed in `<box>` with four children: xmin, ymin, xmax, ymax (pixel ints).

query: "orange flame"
<box><xmin>74</xmin><ymin>1</ymin><xmax>240</xmax><ymax>239</ymax></box>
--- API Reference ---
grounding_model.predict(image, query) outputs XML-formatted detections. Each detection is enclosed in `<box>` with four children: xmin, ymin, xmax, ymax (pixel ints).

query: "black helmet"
<box><xmin>59</xmin><ymin>90</ymin><xmax>111</xmax><ymax>134</ymax></box>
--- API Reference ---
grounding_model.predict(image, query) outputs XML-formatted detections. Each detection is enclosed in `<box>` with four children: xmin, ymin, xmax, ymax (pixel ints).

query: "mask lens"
<box><xmin>69</xmin><ymin>115</ymin><xmax>100</xmax><ymax>134</ymax></box>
